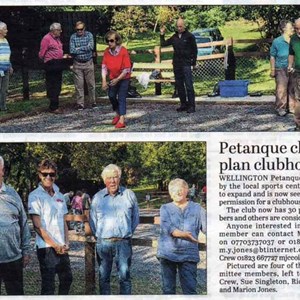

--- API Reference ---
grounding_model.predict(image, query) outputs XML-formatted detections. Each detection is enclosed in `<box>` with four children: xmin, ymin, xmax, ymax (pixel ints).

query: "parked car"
<box><xmin>192</xmin><ymin>28</ymin><xmax>225</xmax><ymax>55</ymax></box>
<box><xmin>194</xmin><ymin>35</ymin><xmax>214</xmax><ymax>56</ymax></box>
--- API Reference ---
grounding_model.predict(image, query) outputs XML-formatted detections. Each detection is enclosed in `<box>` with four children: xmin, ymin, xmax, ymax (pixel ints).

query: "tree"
<box><xmin>111</xmin><ymin>6</ymin><xmax>150</xmax><ymax>43</ymax></box>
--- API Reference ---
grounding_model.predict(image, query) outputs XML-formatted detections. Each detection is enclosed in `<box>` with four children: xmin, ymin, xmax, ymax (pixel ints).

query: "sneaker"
<box><xmin>277</xmin><ymin>109</ymin><xmax>288</xmax><ymax>117</ymax></box>
<box><xmin>76</xmin><ymin>104</ymin><xmax>85</xmax><ymax>111</ymax></box>
<box><xmin>92</xmin><ymin>103</ymin><xmax>98</xmax><ymax>109</ymax></box>
<box><xmin>115</xmin><ymin>122</ymin><xmax>126</xmax><ymax>129</ymax></box>
<box><xmin>112</xmin><ymin>116</ymin><xmax>120</xmax><ymax>125</ymax></box>
<box><xmin>289</xmin><ymin>126</ymin><xmax>300</xmax><ymax>132</ymax></box>
<box><xmin>176</xmin><ymin>106</ymin><xmax>188</xmax><ymax>112</ymax></box>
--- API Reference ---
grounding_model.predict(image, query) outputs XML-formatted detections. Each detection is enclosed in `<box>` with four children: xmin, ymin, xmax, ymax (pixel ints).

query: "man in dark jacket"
<box><xmin>160</xmin><ymin>18</ymin><xmax>198</xmax><ymax>113</ymax></box>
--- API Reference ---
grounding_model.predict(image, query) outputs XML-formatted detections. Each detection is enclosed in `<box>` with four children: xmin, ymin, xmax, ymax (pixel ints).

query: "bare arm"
<box><xmin>270</xmin><ymin>56</ymin><xmax>276</xmax><ymax>77</ymax></box>
<box><xmin>171</xmin><ymin>229</ymin><xmax>199</xmax><ymax>243</ymax></box>
<box><xmin>288</xmin><ymin>55</ymin><xmax>295</xmax><ymax>71</ymax></box>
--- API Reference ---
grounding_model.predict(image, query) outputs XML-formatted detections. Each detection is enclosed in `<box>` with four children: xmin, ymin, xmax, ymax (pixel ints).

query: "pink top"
<box><xmin>71</xmin><ymin>195</ymin><xmax>83</xmax><ymax>211</ymax></box>
<box><xmin>39</xmin><ymin>32</ymin><xmax>63</xmax><ymax>63</ymax></box>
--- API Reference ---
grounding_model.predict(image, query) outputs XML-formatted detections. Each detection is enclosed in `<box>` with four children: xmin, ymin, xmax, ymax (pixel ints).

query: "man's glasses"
<box><xmin>76</xmin><ymin>28</ymin><xmax>84</xmax><ymax>32</ymax></box>
<box><xmin>40</xmin><ymin>172</ymin><xmax>56</xmax><ymax>178</ymax></box>
<box><xmin>106</xmin><ymin>39</ymin><xmax>116</xmax><ymax>44</ymax></box>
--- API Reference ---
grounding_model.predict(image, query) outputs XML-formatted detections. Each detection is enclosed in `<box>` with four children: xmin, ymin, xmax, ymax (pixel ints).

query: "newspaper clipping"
<box><xmin>209</xmin><ymin>133</ymin><xmax>300</xmax><ymax>299</ymax></box>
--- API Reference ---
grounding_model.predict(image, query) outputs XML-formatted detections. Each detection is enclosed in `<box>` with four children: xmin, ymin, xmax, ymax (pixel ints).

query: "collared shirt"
<box><xmin>39</xmin><ymin>32</ymin><xmax>63</xmax><ymax>63</ymax></box>
<box><xmin>28</xmin><ymin>183</ymin><xmax>67</xmax><ymax>248</ymax></box>
<box><xmin>160</xmin><ymin>30</ymin><xmax>198</xmax><ymax>67</ymax></box>
<box><xmin>90</xmin><ymin>186</ymin><xmax>139</xmax><ymax>239</ymax></box>
<box><xmin>157</xmin><ymin>201</ymin><xmax>207</xmax><ymax>263</ymax></box>
<box><xmin>270</xmin><ymin>35</ymin><xmax>290</xmax><ymax>69</ymax></box>
<box><xmin>69</xmin><ymin>30</ymin><xmax>94</xmax><ymax>62</ymax></box>
<box><xmin>0</xmin><ymin>182</ymin><xmax>31</xmax><ymax>263</ymax></box>
<box><xmin>289</xmin><ymin>34</ymin><xmax>300</xmax><ymax>71</ymax></box>
<box><xmin>0</xmin><ymin>38</ymin><xmax>11</xmax><ymax>74</ymax></box>
<box><xmin>101</xmin><ymin>46</ymin><xmax>131</xmax><ymax>80</ymax></box>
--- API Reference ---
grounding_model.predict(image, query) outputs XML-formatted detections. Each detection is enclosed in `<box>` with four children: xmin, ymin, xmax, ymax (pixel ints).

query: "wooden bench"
<box><xmin>132</xmin><ymin>62</ymin><xmax>175</xmax><ymax>95</ymax></box>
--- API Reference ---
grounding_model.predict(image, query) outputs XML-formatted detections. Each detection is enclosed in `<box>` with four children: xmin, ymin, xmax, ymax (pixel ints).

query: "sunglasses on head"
<box><xmin>106</xmin><ymin>39</ymin><xmax>116</xmax><ymax>43</ymax></box>
<box><xmin>76</xmin><ymin>28</ymin><xmax>84</xmax><ymax>32</ymax></box>
<box><xmin>40</xmin><ymin>172</ymin><xmax>56</xmax><ymax>178</ymax></box>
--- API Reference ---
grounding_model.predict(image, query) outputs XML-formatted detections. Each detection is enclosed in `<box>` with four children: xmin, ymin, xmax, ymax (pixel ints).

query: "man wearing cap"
<box><xmin>28</xmin><ymin>159</ymin><xmax>72</xmax><ymax>295</ymax></box>
<box><xmin>90</xmin><ymin>164</ymin><xmax>139</xmax><ymax>295</ymax></box>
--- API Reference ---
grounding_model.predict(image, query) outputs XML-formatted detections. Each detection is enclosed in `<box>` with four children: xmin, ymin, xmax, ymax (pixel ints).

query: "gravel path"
<box><xmin>0</xmin><ymin>96</ymin><xmax>295</xmax><ymax>132</ymax></box>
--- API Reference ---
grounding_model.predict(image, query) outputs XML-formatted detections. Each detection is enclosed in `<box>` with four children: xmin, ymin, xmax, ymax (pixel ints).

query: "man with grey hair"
<box><xmin>90</xmin><ymin>164</ymin><xmax>139</xmax><ymax>295</ymax></box>
<box><xmin>288</xmin><ymin>18</ymin><xmax>300</xmax><ymax>130</ymax></box>
<box><xmin>160</xmin><ymin>18</ymin><xmax>197</xmax><ymax>113</ymax></box>
<box><xmin>0</xmin><ymin>21</ymin><xmax>13</xmax><ymax>112</ymax></box>
<box><xmin>0</xmin><ymin>155</ymin><xmax>31</xmax><ymax>295</ymax></box>
<box><xmin>39</xmin><ymin>22</ymin><xmax>72</xmax><ymax>114</ymax></box>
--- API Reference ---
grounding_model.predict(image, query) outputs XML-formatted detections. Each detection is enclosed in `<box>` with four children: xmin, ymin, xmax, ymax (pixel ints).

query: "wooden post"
<box><xmin>21</xmin><ymin>47</ymin><xmax>30</xmax><ymax>100</ymax></box>
<box><xmin>85</xmin><ymin>240</ymin><xmax>96</xmax><ymax>294</ymax></box>
<box><xmin>84</xmin><ymin>211</ymin><xmax>96</xmax><ymax>294</ymax></box>
<box><xmin>225</xmin><ymin>38</ymin><xmax>236</xmax><ymax>80</ymax></box>
<box><xmin>154</xmin><ymin>46</ymin><xmax>162</xmax><ymax>95</ymax></box>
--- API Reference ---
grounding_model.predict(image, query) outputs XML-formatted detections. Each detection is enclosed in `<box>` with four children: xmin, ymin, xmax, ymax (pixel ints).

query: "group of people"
<box><xmin>38</xmin><ymin>22</ymin><xmax>131</xmax><ymax>129</ymax></box>
<box><xmin>0</xmin><ymin>158</ymin><xmax>206</xmax><ymax>295</ymax></box>
<box><xmin>0</xmin><ymin>17</ymin><xmax>198</xmax><ymax>128</ymax></box>
<box><xmin>270</xmin><ymin>18</ymin><xmax>300</xmax><ymax>131</ymax></box>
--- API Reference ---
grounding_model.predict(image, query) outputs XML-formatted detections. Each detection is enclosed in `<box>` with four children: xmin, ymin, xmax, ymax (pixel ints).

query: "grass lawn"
<box><xmin>3</xmin><ymin>18</ymin><xmax>275</xmax><ymax>117</ymax></box>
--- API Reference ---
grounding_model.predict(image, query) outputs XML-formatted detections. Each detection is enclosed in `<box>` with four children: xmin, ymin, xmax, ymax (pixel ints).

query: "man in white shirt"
<box><xmin>28</xmin><ymin>159</ymin><xmax>72</xmax><ymax>295</ymax></box>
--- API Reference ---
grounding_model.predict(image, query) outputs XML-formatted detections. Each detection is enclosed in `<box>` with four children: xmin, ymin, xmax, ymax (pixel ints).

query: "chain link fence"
<box><xmin>7</xmin><ymin>55</ymin><xmax>269</xmax><ymax>101</ymax></box>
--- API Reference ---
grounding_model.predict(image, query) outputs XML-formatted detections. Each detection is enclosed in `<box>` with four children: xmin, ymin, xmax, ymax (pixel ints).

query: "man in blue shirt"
<box><xmin>0</xmin><ymin>155</ymin><xmax>31</xmax><ymax>295</ymax></box>
<box><xmin>70</xmin><ymin>21</ymin><xmax>96</xmax><ymax>110</ymax></box>
<box><xmin>157</xmin><ymin>178</ymin><xmax>206</xmax><ymax>295</ymax></box>
<box><xmin>90</xmin><ymin>164</ymin><xmax>139</xmax><ymax>295</ymax></box>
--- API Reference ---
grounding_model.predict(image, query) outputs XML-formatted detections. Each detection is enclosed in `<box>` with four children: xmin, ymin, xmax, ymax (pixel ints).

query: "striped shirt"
<box><xmin>0</xmin><ymin>38</ymin><xmax>11</xmax><ymax>73</ymax></box>
<box><xmin>69</xmin><ymin>31</ymin><xmax>94</xmax><ymax>62</ymax></box>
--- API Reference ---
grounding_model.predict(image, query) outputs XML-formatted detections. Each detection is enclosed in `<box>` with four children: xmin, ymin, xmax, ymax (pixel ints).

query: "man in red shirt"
<box><xmin>39</xmin><ymin>23</ymin><xmax>71</xmax><ymax>114</ymax></box>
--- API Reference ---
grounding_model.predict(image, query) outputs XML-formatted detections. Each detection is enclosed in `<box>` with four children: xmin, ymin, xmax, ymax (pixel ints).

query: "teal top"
<box><xmin>270</xmin><ymin>35</ymin><xmax>289</xmax><ymax>69</ymax></box>
<box><xmin>289</xmin><ymin>34</ymin><xmax>300</xmax><ymax>71</ymax></box>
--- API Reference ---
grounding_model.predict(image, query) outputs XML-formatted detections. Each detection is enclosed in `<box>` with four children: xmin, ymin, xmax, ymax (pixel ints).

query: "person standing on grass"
<box><xmin>270</xmin><ymin>20</ymin><xmax>295</xmax><ymax>116</ymax></box>
<box><xmin>39</xmin><ymin>23</ymin><xmax>72</xmax><ymax>114</ymax></box>
<box><xmin>0</xmin><ymin>155</ymin><xmax>31</xmax><ymax>295</ymax></box>
<box><xmin>70</xmin><ymin>21</ymin><xmax>97</xmax><ymax>111</ymax></box>
<box><xmin>28</xmin><ymin>159</ymin><xmax>73</xmax><ymax>295</ymax></box>
<box><xmin>160</xmin><ymin>18</ymin><xmax>198</xmax><ymax>113</ymax></box>
<box><xmin>0</xmin><ymin>21</ymin><xmax>13</xmax><ymax>112</ymax></box>
<box><xmin>90</xmin><ymin>164</ymin><xmax>139</xmax><ymax>295</ymax></box>
<box><xmin>101</xmin><ymin>30</ymin><xmax>132</xmax><ymax>129</ymax></box>
<box><xmin>157</xmin><ymin>178</ymin><xmax>206</xmax><ymax>295</ymax></box>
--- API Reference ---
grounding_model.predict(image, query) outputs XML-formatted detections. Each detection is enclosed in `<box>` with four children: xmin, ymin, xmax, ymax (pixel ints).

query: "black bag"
<box><xmin>127</xmin><ymin>82</ymin><xmax>142</xmax><ymax>98</ymax></box>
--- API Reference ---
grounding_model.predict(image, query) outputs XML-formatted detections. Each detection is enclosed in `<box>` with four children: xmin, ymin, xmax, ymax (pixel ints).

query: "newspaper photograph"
<box><xmin>1</xmin><ymin>3</ymin><xmax>300</xmax><ymax>300</ymax></box>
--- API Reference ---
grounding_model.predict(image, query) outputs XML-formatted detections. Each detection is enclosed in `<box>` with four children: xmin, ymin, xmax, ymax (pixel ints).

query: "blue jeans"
<box><xmin>159</xmin><ymin>258</ymin><xmax>198</xmax><ymax>295</ymax></box>
<box><xmin>108</xmin><ymin>79</ymin><xmax>129</xmax><ymax>116</ymax></box>
<box><xmin>96</xmin><ymin>239</ymin><xmax>132</xmax><ymax>295</ymax></box>
<box><xmin>37</xmin><ymin>247</ymin><xmax>73</xmax><ymax>295</ymax></box>
<box><xmin>174</xmin><ymin>66</ymin><xmax>195</xmax><ymax>109</ymax></box>
<box><xmin>0</xmin><ymin>71</ymin><xmax>9</xmax><ymax>110</ymax></box>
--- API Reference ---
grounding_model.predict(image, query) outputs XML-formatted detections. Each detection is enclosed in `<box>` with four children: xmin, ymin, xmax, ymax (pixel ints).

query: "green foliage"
<box><xmin>233</xmin><ymin>5</ymin><xmax>300</xmax><ymax>38</ymax></box>
<box><xmin>111</xmin><ymin>7</ymin><xmax>150</xmax><ymax>43</ymax></box>
<box><xmin>198</xmin><ymin>7</ymin><xmax>227</xmax><ymax>28</ymax></box>
<box><xmin>0</xmin><ymin>142</ymin><xmax>206</xmax><ymax>199</ymax></box>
